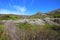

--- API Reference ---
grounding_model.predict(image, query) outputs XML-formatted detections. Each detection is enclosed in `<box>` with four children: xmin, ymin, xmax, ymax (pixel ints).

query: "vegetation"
<box><xmin>0</xmin><ymin>21</ymin><xmax>60</xmax><ymax>40</ymax></box>
<box><xmin>0</xmin><ymin>14</ymin><xmax>20</xmax><ymax>20</ymax></box>
<box><xmin>29</xmin><ymin>12</ymin><xmax>46</xmax><ymax>19</ymax></box>
<box><xmin>46</xmin><ymin>9</ymin><xmax>60</xmax><ymax>18</ymax></box>
<box><xmin>0</xmin><ymin>9</ymin><xmax>60</xmax><ymax>40</ymax></box>
<box><xmin>17</xmin><ymin>23</ymin><xmax>42</xmax><ymax>31</ymax></box>
<box><xmin>0</xmin><ymin>24</ymin><xmax>4</xmax><ymax>40</ymax></box>
<box><xmin>15</xmin><ymin>23</ymin><xmax>60</xmax><ymax>40</ymax></box>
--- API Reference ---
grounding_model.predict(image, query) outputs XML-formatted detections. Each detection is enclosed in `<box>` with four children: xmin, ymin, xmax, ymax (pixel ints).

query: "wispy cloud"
<box><xmin>0</xmin><ymin>9</ymin><xmax>30</xmax><ymax>15</ymax></box>
<box><xmin>0</xmin><ymin>5</ymin><xmax>29</xmax><ymax>15</ymax></box>
<box><xmin>13</xmin><ymin>5</ymin><xmax>27</xmax><ymax>15</ymax></box>
<box><xmin>20</xmin><ymin>7</ymin><xmax>26</xmax><ymax>13</ymax></box>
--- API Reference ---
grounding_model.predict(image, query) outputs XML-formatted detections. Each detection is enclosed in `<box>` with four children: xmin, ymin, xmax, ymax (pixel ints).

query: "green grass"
<box><xmin>16</xmin><ymin>23</ymin><xmax>60</xmax><ymax>40</ymax></box>
<box><xmin>0</xmin><ymin>16</ymin><xmax>20</xmax><ymax>20</ymax></box>
<box><xmin>17</xmin><ymin>23</ymin><xmax>42</xmax><ymax>31</ymax></box>
<box><xmin>17</xmin><ymin>23</ymin><xmax>60</xmax><ymax>32</ymax></box>
<box><xmin>0</xmin><ymin>24</ymin><xmax>4</xmax><ymax>40</ymax></box>
<box><xmin>7</xmin><ymin>16</ymin><xmax>20</xmax><ymax>20</ymax></box>
<box><xmin>44</xmin><ymin>23</ymin><xmax>60</xmax><ymax>32</ymax></box>
<box><xmin>0</xmin><ymin>22</ymin><xmax>60</xmax><ymax>40</ymax></box>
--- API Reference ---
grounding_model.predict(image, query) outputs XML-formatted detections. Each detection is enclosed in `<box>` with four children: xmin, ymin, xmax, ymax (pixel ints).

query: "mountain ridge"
<box><xmin>0</xmin><ymin>9</ymin><xmax>60</xmax><ymax>20</ymax></box>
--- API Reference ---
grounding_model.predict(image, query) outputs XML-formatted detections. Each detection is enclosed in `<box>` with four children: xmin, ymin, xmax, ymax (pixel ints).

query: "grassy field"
<box><xmin>0</xmin><ymin>15</ymin><xmax>20</xmax><ymax>20</ymax></box>
<box><xmin>0</xmin><ymin>22</ymin><xmax>60</xmax><ymax>40</ymax></box>
<box><xmin>16</xmin><ymin>23</ymin><xmax>60</xmax><ymax>40</ymax></box>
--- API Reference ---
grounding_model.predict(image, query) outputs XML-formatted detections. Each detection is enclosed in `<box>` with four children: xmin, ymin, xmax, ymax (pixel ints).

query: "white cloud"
<box><xmin>20</xmin><ymin>7</ymin><xmax>26</xmax><ymax>13</ymax></box>
<box><xmin>0</xmin><ymin>9</ymin><xmax>29</xmax><ymax>15</ymax></box>
<box><xmin>13</xmin><ymin>5</ymin><xmax>27</xmax><ymax>13</ymax></box>
<box><xmin>0</xmin><ymin>6</ymin><xmax>29</xmax><ymax>15</ymax></box>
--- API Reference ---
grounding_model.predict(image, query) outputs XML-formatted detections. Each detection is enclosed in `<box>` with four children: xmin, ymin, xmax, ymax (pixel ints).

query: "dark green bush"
<box><xmin>50</xmin><ymin>25</ymin><xmax>60</xmax><ymax>33</ymax></box>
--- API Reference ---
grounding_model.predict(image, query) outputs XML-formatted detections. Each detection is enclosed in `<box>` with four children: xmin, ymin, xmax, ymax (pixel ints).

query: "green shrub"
<box><xmin>0</xmin><ymin>15</ymin><xmax>20</xmax><ymax>20</ymax></box>
<box><xmin>16</xmin><ymin>23</ymin><xmax>42</xmax><ymax>31</ymax></box>
<box><xmin>50</xmin><ymin>25</ymin><xmax>60</xmax><ymax>33</ymax></box>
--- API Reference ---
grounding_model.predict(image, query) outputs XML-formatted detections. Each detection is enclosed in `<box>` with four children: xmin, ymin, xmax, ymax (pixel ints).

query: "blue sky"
<box><xmin>0</xmin><ymin>0</ymin><xmax>60</xmax><ymax>15</ymax></box>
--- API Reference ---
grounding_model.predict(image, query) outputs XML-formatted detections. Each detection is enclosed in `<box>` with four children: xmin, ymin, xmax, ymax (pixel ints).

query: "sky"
<box><xmin>0</xmin><ymin>0</ymin><xmax>60</xmax><ymax>15</ymax></box>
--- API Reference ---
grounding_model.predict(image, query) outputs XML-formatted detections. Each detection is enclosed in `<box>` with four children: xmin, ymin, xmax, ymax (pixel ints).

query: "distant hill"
<box><xmin>0</xmin><ymin>9</ymin><xmax>60</xmax><ymax>20</ymax></box>
<box><xmin>29</xmin><ymin>12</ymin><xmax>46</xmax><ymax>19</ymax></box>
<box><xmin>31</xmin><ymin>9</ymin><xmax>60</xmax><ymax>18</ymax></box>
<box><xmin>0</xmin><ymin>14</ymin><xmax>29</xmax><ymax>20</ymax></box>
<box><xmin>0</xmin><ymin>14</ymin><xmax>20</xmax><ymax>20</ymax></box>
<box><xmin>46</xmin><ymin>9</ymin><xmax>60</xmax><ymax>18</ymax></box>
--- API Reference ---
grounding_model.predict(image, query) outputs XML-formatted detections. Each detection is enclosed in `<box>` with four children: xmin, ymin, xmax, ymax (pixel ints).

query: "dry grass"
<box><xmin>0</xmin><ymin>23</ymin><xmax>60</xmax><ymax>40</ymax></box>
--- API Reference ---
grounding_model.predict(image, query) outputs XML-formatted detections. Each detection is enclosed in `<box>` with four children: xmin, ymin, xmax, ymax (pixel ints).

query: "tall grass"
<box><xmin>0</xmin><ymin>23</ymin><xmax>60</xmax><ymax>40</ymax></box>
<box><xmin>16</xmin><ymin>23</ymin><xmax>60</xmax><ymax>40</ymax></box>
<box><xmin>0</xmin><ymin>24</ymin><xmax>4</xmax><ymax>40</ymax></box>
